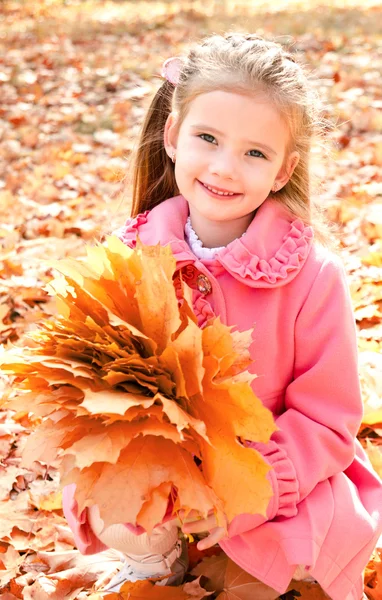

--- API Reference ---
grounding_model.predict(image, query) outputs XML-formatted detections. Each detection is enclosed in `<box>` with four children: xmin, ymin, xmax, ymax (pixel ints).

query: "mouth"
<box><xmin>198</xmin><ymin>180</ymin><xmax>242</xmax><ymax>199</ymax></box>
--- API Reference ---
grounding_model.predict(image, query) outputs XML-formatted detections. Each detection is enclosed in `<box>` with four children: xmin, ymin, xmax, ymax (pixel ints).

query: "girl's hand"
<box><xmin>178</xmin><ymin>509</ymin><xmax>227</xmax><ymax>550</ymax></box>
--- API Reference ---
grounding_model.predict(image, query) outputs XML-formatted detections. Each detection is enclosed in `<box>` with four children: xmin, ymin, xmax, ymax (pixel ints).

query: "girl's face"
<box><xmin>164</xmin><ymin>90</ymin><xmax>299</xmax><ymax>242</ymax></box>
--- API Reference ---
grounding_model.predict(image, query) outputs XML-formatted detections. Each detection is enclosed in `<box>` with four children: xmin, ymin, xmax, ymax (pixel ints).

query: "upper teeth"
<box><xmin>204</xmin><ymin>183</ymin><xmax>236</xmax><ymax>196</ymax></box>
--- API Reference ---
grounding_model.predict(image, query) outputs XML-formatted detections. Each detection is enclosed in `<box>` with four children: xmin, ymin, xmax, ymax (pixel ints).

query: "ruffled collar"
<box><xmin>114</xmin><ymin>195</ymin><xmax>314</xmax><ymax>289</ymax></box>
<box><xmin>185</xmin><ymin>216</ymin><xmax>233</xmax><ymax>259</ymax></box>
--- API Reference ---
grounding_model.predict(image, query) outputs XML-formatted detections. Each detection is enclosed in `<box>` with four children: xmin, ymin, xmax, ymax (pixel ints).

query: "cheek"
<box><xmin>178</xmin><ymin>147</ymin><xmax>204</xmax><ymax>176</ymax></box>
<box><xmin>246</xmin><ymin>162</ymin><xmax>275</xmax><ymax>181</ymax></box>
<box><xmin>174</xmin><ymin>155</ymin><xmax>198</xmax><ymax>190</ymax></box>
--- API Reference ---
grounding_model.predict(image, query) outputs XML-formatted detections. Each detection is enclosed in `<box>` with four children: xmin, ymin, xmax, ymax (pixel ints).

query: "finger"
<box><xmin>178</xmin><ymin>509</ymin><xmax>214</xmax><ymax>520</ymax></box>
<box><xmin>197</xmin><ymin>527</ymin><xmax>226</xmax><ymax>550</ymax></box>
<box><xmin>181</xmin><ymin>520</ymin><xmax>207</xmax><ymax>534</ymax></box>
<box><xmin>177</xmin><ymin>509</ymin><xmax>200</xmax><ymax>523</ymax></box>
<box><xmin>182</xmin><ymin>514</ymin><xmax>217</xmax><ymax>534</ymax></box>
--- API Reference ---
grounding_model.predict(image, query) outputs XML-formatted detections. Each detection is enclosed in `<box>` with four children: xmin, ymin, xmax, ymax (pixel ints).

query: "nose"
<box><xmin>208</xmin><ymin>150</ymin><xmax>237</xmax><ymax>180</ymax></box>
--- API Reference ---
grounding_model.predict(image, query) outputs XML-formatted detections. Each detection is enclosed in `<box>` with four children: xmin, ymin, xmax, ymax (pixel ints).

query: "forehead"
<box><xmin>182</xmin><ymin>90</ymin><xmax>289</xmax><ymax>146</ymax></box>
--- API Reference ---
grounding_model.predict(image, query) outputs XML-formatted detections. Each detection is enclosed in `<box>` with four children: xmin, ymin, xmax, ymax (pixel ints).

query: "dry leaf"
<box><xmin>18</xmin><ymin>548</ymin><xmax>124</xmax><ymax>600</ymax></box>
<box><xmin>285</xmin><ymin>580</ymin><xmax>332</xmax><ymax>599</ymax></box>
<box><xmin>183</xmin><ymin>576</ymin><xmax>214</xmax><ymax>598</ymax></box>
<box><xmin>0</xmin><ymin>545</ymin><xmax>24</xmax><ymax>587</ymax></box>
<box><xmin>63</xmin><ymin>435</ymin><xmax>223</xmax><ymax>532</ymax></box>
<box><xmin>102</xmin><ymin>579</ymin><xmax>205</xmax><ymax>599</ymax></box>
<box><xmin>191</xmin><ymin>554</ymin><xmax>280</xmax><ymax>600</ymax></box>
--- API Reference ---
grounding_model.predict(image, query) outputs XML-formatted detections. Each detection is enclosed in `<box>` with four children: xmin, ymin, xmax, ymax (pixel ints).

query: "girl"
<box><xmin>62</xmin><ymin>33</ymin><xmax>382</xmax><ymax>600</ymax></box>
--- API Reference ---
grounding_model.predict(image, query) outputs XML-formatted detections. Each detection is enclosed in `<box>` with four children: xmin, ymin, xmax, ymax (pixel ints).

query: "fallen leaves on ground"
<box><xmin>284</xmin><ymin>581</ymin><xmax>332</xmax><ymax>599</ymax></box>
<box><xmin>191</xmin><ymin>553</ymin><xmax>280</xmax><ymax>599</ymax></box>
<box><xmin>0</xmin><ymin>0</ymin><xmax>381</xmax><ymax>597</ymax></box>
<box><xmin>97</xmin><ymin>577</ymin><xmax>212</xmax><ymax>599</ymax></box>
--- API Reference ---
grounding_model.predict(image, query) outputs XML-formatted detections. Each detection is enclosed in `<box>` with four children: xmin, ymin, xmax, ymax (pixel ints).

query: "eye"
<box><xmin>248</xmin><ymin>149</ymin><xmax>266</xmax><ymax>159</ymax></box>
<box><xmin>199</xmin><ymin>133</ymin><xmax>217</xmax><ymax>144</ymax></box>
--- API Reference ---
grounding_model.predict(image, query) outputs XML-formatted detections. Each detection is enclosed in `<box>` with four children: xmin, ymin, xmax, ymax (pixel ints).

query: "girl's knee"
<box><xmin>87</xmin><ymin>504</ymin><xmax>179</xmax><ymax>555</ymax></box>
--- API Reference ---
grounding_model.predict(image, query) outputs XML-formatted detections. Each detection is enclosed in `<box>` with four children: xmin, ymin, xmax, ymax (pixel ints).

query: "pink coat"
<box><xmin>62</xmin><ymin>195</ymin><xmax>382</xmax><ymax>600</ymax></box>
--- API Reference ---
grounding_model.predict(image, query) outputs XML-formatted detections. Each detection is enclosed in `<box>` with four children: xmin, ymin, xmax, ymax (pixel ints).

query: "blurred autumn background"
<box><xmin>0</xmin><ymin>0</ymin><xmax>381</xmax><ymax>598</ymax></box>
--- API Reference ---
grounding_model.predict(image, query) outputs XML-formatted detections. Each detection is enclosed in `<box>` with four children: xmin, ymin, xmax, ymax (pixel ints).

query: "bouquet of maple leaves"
<box><xmin>0</xmin><ymin>236</ymin><xmax>276</xmax><ymax>535</ymax></box>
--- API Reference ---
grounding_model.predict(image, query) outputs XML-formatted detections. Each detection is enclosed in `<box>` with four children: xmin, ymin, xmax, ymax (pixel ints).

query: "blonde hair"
<box><xmin>129</xmin><ymin>32</ymin><xmax>339</xmax><ymax>250</ymax></box>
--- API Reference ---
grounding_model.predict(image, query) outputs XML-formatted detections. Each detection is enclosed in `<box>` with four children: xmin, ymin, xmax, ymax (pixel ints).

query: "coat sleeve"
<box><xmin>111</xmin><ymin>212</ymin><xmax>149</xmax><ymax>248</ymax></box>
<box><xmin>227</xmin><ymin>254</ymin><xmax>364</xmax><ymax>538</ymax></box>
<box><xmin>62</xmin><ymin>483</ymin><xmax>109</xmax><ymax>555</ymax></box>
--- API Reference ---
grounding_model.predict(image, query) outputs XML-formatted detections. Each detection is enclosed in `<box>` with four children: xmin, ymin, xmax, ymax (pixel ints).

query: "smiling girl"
<box><xmin>62</xmin><ymin>33</ymin><xmax>382</xmax><ymax>600</ymax></box>
<box><xmin>165</xmin><ymin>90</ymin><xmax>299</xmax><ymax>247</ymax></box>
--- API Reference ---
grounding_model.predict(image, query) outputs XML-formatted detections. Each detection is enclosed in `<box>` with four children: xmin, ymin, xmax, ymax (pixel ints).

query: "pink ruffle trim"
<box><xmin>193</xmin><ymin>292</ymin><xmax>216</xmax><ymax>328</ymax></box>
<box><xmin>112</xmin><ymin>211</ymin><xmax>150</xmax><ymax>248</ymax></box>
<box><xmin>173</xmin><ymin>271</ymin><xmax>216</xmax><ymax>329</ymax></box>
<box><xmin>219</xmin><ymin>219</ymin><xmax>314</xmax><ymax>285</ymax></box>
<box><xmin>249</xmin><ymin>440</ymin><xmax>300</xmax><ymax>520</ymax></box>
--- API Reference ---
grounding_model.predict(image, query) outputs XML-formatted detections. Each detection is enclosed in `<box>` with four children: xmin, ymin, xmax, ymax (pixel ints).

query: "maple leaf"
<box><xmin>61</xmin><ymin>435</ymin><xmax>223</xmax><ymax>531</ymax></box>
<box><xmin>136</xmin><ymin>481</ymin><xmax>173</xmax><ymax>534</ymax></box>
<box><xmin>0</xmin><ymin>238</ymin><xmax>275</xmax><ymax>533</ymax></box>
<box><xmin>183</xmin><ymin>576</ymin><xmax>215</xmax><ymax>599</ymax></box>
<box><xmin>17</xmin><ymin>547</ymin><xmax>123</xmax><ymax>599</ymax></box>
<box><xmin>191</xmin><ymin>554</ymin><xmax>280</xmax><ymax>599</ymax></box>
<box><xmin>101</xmin><ymin>579</ymin><xmax>209</xmax><ymax>599</ymax></box>
<box><xmin>187</xmin><ymin>542</ymin><xmax>223</xmax><ymax>570</ymax></box>
<box><xmin>0</xmin><ymin>545</ymin><xmax>24</xmax><ymax>588</ymax></box>
<box><xmin>284</xmin><ymin>580</ymin><xmax>331</xmax><ymax>599</ymax></box>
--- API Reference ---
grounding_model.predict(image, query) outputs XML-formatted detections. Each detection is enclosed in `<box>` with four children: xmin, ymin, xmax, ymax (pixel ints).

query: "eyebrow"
<box><xmin>190</xmin><ymin>124</ymin><xmax>278</xmax><ymax>156</ymax></box>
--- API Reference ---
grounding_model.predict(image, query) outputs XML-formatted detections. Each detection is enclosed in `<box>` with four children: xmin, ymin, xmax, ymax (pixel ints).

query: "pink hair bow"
<box><xmin>161</xmin><ymin>57</ymin><xmax>183</xmax><ymax>86</ymax></box>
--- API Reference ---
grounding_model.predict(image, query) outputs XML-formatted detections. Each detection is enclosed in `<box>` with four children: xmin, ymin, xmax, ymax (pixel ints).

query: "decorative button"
<box><xmin>196</xmin><ymin>273</ymin><xmax>212</xmax><ymax>295</ymax></box>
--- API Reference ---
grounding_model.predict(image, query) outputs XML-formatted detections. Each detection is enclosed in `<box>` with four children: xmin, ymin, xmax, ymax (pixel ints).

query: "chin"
<box><xmin>190</xmin><ymin>207</ymin><xmax>234</xmax><ymax>222</ymax></box>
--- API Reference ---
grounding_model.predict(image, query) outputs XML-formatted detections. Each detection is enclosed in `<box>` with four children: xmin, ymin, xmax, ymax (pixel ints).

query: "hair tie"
<box><xmin>161</xmin><ymin>57</ymin><xmax>183</xmax><ymax>86</ymax></box>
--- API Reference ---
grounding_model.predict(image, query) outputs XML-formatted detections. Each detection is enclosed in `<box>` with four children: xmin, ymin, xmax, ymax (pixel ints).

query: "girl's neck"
<box><xmin>188</xmin><ymin>208</ymin><xmax>256</xmax><ymax>248</ymax></box>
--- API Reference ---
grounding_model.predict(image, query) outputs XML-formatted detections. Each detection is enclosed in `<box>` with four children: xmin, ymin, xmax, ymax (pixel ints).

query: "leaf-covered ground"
<box><xmin>0</xmin><ymin>0</ymin><xmax>381</xmax><ymax>598</ymax></box>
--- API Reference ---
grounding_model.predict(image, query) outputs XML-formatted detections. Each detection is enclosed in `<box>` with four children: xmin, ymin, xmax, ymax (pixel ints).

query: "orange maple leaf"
<box><xmin>102</xmin><ymin>578</ymin><xmax>209</xmax><ymax>599</ymax></box>
<box><xmin>0</xmin><ymin>238</ymin><xmax>276</xmax><ymax>533</ymax></box>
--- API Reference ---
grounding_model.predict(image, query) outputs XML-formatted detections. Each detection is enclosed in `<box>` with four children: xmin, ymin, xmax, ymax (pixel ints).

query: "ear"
<box><xmin>164</xmin><ymin>112</ymin><xmax>180</xmax><ymax>159</ymax></box>
<box><xmin>274</xmin><ymin>151</ymin><xmax>300</xmax><ymax>189</ymax></box>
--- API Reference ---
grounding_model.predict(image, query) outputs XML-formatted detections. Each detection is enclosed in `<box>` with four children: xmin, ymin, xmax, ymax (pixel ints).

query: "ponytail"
<box><xmin>130</xmin><ymin>80</ymin><xmax>179</xmax><ymax>217</ymax></box>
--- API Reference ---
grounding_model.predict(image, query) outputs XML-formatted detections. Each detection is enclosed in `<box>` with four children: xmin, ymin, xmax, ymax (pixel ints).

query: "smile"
<box><xmin>198</xmin><ymin>180</ymin><xmax>241</xmax><ymax>197</ymax></box>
